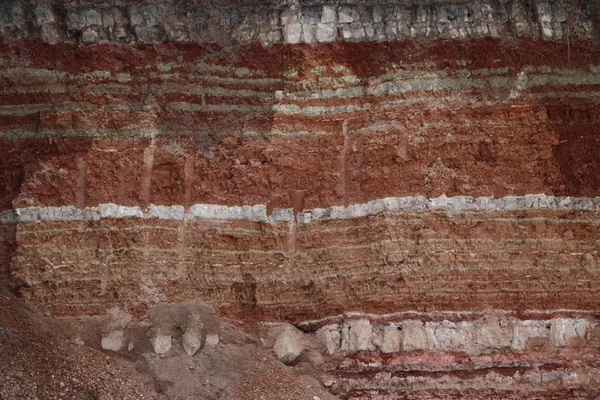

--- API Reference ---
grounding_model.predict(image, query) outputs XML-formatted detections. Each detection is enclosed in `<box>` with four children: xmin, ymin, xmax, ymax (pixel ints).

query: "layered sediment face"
<box><xmin>5</xmin><ymin>196</ymin><xmax>600</xmax><ymax>321</ymax></box>
<box><xmin>307</xmin><ymin>315</ymin><xmax>600</xmax><ymax>398</ymax></box>
<box><xmin>1</xmin><ymin>0</ymin><xmax>600</xmax><ymax>398</ymax></box>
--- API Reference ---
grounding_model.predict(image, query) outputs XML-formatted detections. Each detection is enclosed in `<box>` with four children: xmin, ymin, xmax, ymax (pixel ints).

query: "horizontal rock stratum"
<box><xmin>1</xmin><ymin>0</ymin><xmax>600</xmax><ymax>399</ymax></box>
<box><xmin>0</xmin><ymin>0</ymin><xmax>597</xmax><ymax>44</ymax></box>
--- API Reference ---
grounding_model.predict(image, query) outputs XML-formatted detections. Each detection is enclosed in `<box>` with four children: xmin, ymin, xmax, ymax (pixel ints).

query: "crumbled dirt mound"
<box><xmin>0</xmin><ymin>288</ymin><xmax>159</xmax><ymax>399</ymax></box>
<box><xmin>145</xmin><ymin>342</ymin><xmax>335</xmax><ymax>400</ymax></box>
<box><xmin>0</xmin><ymin>287</ymin><xmax>336</xmax><ymax>399</ymax></box>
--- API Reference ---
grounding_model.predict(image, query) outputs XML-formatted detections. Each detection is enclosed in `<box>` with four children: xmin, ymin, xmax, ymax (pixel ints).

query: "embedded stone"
<box><xmin>316</xmin><ymin>23</ymin><xmax>336</xmax><ymax>42</ymax></box>
<box><xmin>549</xmin><ymin>318</ymin><xmax>587</xmax><ymax>347</ymax></box>
<box><xmin>283</xmin><ymin>22</ymin><xmax>302</xmax><ymax>44</ymax></box>
<box><xmin>152</xmin><ymin>333</ymin><xmax>172</xmax><ymax>354</ymax></box>
<box><xmin>101</xmin><ymin>330</ymin><xmax>126</xmax><ymax>352</ymax></box>
<box><xmin>402</xmin><ymin>321</ymin><xmax>428</xmax><ymax>351</ymax></box>
<box><xmin>81</xmin><ymin>28</ymin><xmax>100</xmax><ymax>44</ymax></box>
<box><xmin>32</xmin><ymin>5</ymin><xmax>56</xmax><ymax>26</ymax></box>
<box><xmin>338</xmin><ymin>6</ymin><xmax>356</xmax><ymax>24</ymax></box>
<box><xmin>315</xmin><ymin>325</ymin><xmax>341</xmax><ymax>354</ymax></box>
<box><xmin>321</xmin><ymin>6</ymin><xmax>335</xmax><ymax>24</ymax></box>
<box><xmin>205</xmin><ymin>333</ymin><xmax>220</xmax><ymax>347</ymax></box>
<box><xmin>182</xmin><ymin>327</ymin><xmax>202</xmax><ymax>356</ymax></box>
<box><xmin>510</xmin><ymin>320</ymin><xmax>548</xmax><ymax>351</ymax></box>
<box><xmin>474</xmin><ymin>316</ymin><xmax>511</xmax><ymax>352</ymax></box>
<box><xmin>381</xmin><ymin>329</ymin><xmax>402</xmax><ymax>353</ymax></box>
<box><xmin>425</xmin><ymin>321</ymin><xmax>471</xmax><ymax>351</ymax></box>
<box><xmin>341</xmin><ymin>319</ymin><xmax>374</xmax><ymax>351</ymax></box>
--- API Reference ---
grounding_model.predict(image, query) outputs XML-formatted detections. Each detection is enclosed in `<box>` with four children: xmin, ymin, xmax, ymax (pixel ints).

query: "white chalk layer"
<box><xmin>1</xmin><ymin>194</ymin><xmax>599</xmax><ymax>224</ymax></box>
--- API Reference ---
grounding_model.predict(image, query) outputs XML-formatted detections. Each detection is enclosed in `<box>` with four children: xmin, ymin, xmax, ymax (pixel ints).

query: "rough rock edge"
<box><xmin>0</xmin><ymin>0</ymin><xmax>598</xmax><ymax>45</ymax></box>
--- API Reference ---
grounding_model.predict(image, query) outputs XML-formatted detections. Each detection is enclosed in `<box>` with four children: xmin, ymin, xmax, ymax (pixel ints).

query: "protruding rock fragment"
<box><xmin>425</xmin><ymin>321</ymin><xmax>471</xmax><ymax>351</ymax></box>
<box><xmin>182</xmin><ymin>327</ymin><xmax>202</xmax><ymax>356</ymax></box>
<box><xmin>101</xmin><ymin>330</ymin><xmax>125</xmax><ymax>352</ymax></box>
<box><xmin>182</xmin><ymin>312</ymin><xmax>204</xmax><ymax>356</ymax></box>
<box><xmin>274</xmin><ymin>335</ymin><xmax>303</xmax><ymax>364</ymax></box>
<box><xmin>341</xmin><ymin>319</ymin><xmax>375</xmax><ymax>351</ymax></box>
<box><xmin>381</xmin><ymin>329</ymin><xmax>402</xmax><ymax>353</ymax></box>
<box><xmin>323</xmin><ymin>378</ymin><xmax>335</xmax><ymax>388</ymax></box>
<box><xmin>510</xmin><ymin>320</ymin><xmax>548</xmax><ymax>351</ymax></box>
<box><xmin>315</xmin><ymin>324</ymin><xmax>341</xmax><ymax>354</ymax></box>
<box><xmin>474</xmin><ymin>316</ymin><xmax>511</xmax><ymax>352</ymax></box>
<box><xmin>272</xmin><ymin>324</ymin><xmax>307</xmax><ymax>364</ymax></box>
<box><xmin>152</xmin><ymin>333</ymin><xmax>172</xmax><ymax>354</ymax></box>
<box><xmin>549</xmin><ymin>318</ymin><xmax>589</xmax><ymax>347</ymax></box>
<box><xmin>402</xmin><ymin>320</ymin><xmax>428</xmax><ymax>351</ymax></box>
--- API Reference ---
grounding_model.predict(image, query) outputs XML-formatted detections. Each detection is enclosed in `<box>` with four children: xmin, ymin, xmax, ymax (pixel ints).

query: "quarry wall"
<box><xmin>1</xmin><ymin>0</ymin><xmax>599</xmax><ymax>398</ymax></box>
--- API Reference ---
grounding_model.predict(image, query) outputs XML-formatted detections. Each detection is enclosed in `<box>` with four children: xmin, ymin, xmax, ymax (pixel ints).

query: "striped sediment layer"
<box><xmin>2</xmin><ymin>194</ymin><xmax>600</xmax><ymax>223</ymax></box>
<box><xmin>1</xmin><ymin>38</ymin><xmax>600</xmax><ymax>215</ymax></box>
<box><xmin>2</xmin><ymin>2</ymin><xmax>600</xmax><ymax>398</ymax></box>
<box><xmin>304</xmin><ymin>315</ymin><xmax>600</xmax><ymax>398</ymax></box>
<box><xmin>5</xmin><ymin>195</ymin><xmax>600</xmax><ymax>320</ymax></box>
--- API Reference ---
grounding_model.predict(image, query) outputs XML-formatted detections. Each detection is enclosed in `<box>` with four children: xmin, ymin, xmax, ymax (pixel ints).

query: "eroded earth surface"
<box><xmin>1</xmin><ymin>0</ymin><xmax>600</xmax><ymax>398</ymax></box>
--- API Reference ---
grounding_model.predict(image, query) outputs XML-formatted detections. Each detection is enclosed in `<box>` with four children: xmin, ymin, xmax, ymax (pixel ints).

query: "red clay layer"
<box><xmin>2</xmin><ymin>104</ymin><xmax>599</xmax><ymax>212</ymax></box>
<box><xmin>2</xmin><ymin>37</ymin><xmax>600</xmax><ymax>326</ymax></box>
<box><xmin>2</xmin><ymin>38</ymin><xmax>599</xmax><ymax>75</ymax></box>
<box><xmin>1</xmin><ymin>38</ymin><xmax>600</xmax><ymax>212</ymax></box>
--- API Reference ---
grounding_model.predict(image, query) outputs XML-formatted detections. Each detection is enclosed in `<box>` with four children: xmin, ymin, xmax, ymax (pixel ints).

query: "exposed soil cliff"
<box><xmin>1</xmin><ymin>0</ymin><xmax>599</xmax><ymax>399</ymax></box>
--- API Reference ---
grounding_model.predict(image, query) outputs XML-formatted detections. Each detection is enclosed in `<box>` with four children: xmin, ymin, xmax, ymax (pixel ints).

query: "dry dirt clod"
<box><xmin>205</xmin><ymin>333</ymin><xmax>220</xmax><ymax>347</ymax></box>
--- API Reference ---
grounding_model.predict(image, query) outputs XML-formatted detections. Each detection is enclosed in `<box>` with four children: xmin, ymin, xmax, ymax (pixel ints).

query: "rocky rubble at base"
<box><xmin>94</xmin><ymin>301</ymin><xmax>221</xmax><ymax>358</ymax></box>
<box><xmin>82</xmin><ymin>302</ymin><xmax>599</xmax><ymax>398</ymax></box>
<box><xmin>0</xmin><ymin>0</ymin><xmax>597</xmax><ymax>45</ymax></box>
<box><xmin>0</xmin><ymin>286</ymin><xmax>335</xmax><ymax>400</ymax></box>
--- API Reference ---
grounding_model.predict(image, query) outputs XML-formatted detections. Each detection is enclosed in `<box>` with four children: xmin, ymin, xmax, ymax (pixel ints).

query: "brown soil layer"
<box><xmin>1</xmin><ymin>39</ymin><xmax>600</xmax><ymax>212</ymax></box>
<box><xmin>8</xmin><ymin>208</ymin><xmax>600</xmax><ymax>321</ymax></box>
<box><xmin>1</xmin><ymin>19</ymin><xmax>600</xmax><ymax>400</ymax></box>
<box><xmin>1</xmin><ymin>37</ymin><xmax>600</xmax><ymax>323</ymax></box>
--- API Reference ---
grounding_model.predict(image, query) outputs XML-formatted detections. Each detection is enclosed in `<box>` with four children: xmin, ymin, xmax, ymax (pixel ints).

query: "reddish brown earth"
<box><xmin>7</xmin><ymin>208</ymin><xmax>600</xmax><ymax>321</ymax></box>
<box><xmin>1</xmin><ymin>1</ymin><xmax>600</xmax><ymax>398</ymax></box>
<box><xmin>0</xmin><ymin>287</ymin><xmax>337</xmax><ymax>400</ymax></box>
<box><xmin>1</xmin><ymin>39</ymin><xmax>600</xmax><ymax>213</ymax></box>
<box><xmin>2</xmin><ymin>38</ymin><xmax>600</xmax><ymax>322</ymax></box>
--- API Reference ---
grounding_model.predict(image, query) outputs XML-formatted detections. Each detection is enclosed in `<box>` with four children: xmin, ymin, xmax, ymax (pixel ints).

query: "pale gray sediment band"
<box><xmin>1</xmin><ymin>194</ymin><xmax>600</xmax><ymax>224</ymax></box>
<box><xmin>302</xmin><ymin>315</ymin><xmax>597</xmax><ymax>355</ymax></box>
